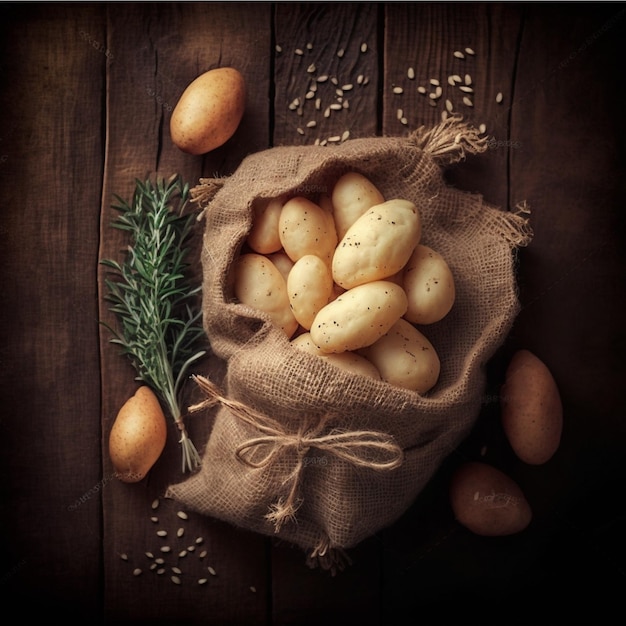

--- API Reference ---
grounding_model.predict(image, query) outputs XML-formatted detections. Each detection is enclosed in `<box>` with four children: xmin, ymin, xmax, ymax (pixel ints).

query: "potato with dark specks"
<box><xmin>449</xmin><ymin>461</ymin><xmax>532</xmax><ymax>536</ymax></box>
<box><xmin>109</xmin><ymin>386</ymin><xmax>167</xmax><ymax>483</ymax></box>
<box><xmin>170</xmin><ymin>67</ymin><xmax>246</xmax><ymax>155</ymax></box>
<box><xmin>500</xmin><ymin>349</ymin><xmax>563</xmax><ymax>465</ymax></box>
<box><xmin>234</xmin><ymin>253</ymin><xmax>298</xmax><ymax>338</ymax></box>
<box><xmin>360</xmin><ymin>318</ymin><xmax>440</xmax><ymax>393</ymax></box>
<box><xmin>332</xmin><ymin>199</ymin><xmax>421</xmax><ymax>289</ymax></box>
<box><xmin>310</xmin><ymin>280</ymin><xmax>407</xmax><ymax>353</ymax></box>
<box><xmin>287</xmin><ymin>254</ymin><xmax>334</xmax><ymax>330</ymax></box>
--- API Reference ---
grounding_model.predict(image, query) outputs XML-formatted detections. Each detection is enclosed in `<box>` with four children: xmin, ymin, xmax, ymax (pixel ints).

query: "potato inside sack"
<box><xmin>332</xmin><ymin>198</ymin><xmax>422</xmax><ymax>290</ymax></box>
<box><xmin>287</xmin><ymin>254</ymin><xmax>334</xmax><ymax>330</ymax></box>
<box><xmin>247</xmin><ymin>196</ymin><xmax>285</xmax><ymax>254</ymax></box>
<box><xmin>233</xmin><ymin>253</ymin><xmax>298</xmax><ymax>338</ymax></box>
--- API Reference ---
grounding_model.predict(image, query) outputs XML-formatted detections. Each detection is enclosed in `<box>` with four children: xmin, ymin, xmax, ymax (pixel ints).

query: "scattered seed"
<box><xmin>428</xmin><ymin>92</ymin><xmax>439</xmax><ymax>100</ymax></box>
<box><xmin>452</xmin><ymin>74</ymin><xmax>462</xmax><ymax>83</ymax></box>
<box><xmin>341</xmin><ymin>130</ymin><xmax>350</xmax><ymax>141</ymax></box>
<box><xmin>392</xmin><ymin>86</ymin><xmax>403</xmax><ymax>94</ymax></box>
<box><xmin>435</xmin><ymin>85</ymin><xmax>443</xmax><ymax>97</ymax></box>
<box><xmin>479</xmin><ymin>123</ymin><xmax>487</xmax><ymax>134</ymax></box>
<box><xmin>160</xmin><ymin>546</ymin><xmax>171</xmax><ymax>553</ymax></box>
<box><xmin>250</xmin><ymin>586</ymin><xmax>257</xmax><ymax>593</ymax></box>
<box><xmin>342</xmin><ymin>99</ymin><xmax>349</xmax><ymax>109</ymax></box>
<box><xmin>171</xmin><ymin>575</ymin><xmax>181</xmax><ymax>585</ymax></box>
<box><xmin>329</xmin><ymin>103</ymin><xmax>342</xmax><ymax>110</ymax></box>
<box><xmin>150</xmin><ymin>516</ymin><xmax>158</xmax><ymax>523</ymax></box>
<box><xmin>330</xmin><ymin>76</ymin><xmax>339</xmax><ymax>85</ymax></box>
<box><xmin>275</xmin><ymin>44</ymin><xmax>282</xmax><ymax>53</ymax></box>
<box><xmin>445</xmin><ymin>99</ymin><xmax>453</xmax><ymax>112</ymax></box>
<box><xmin>187</xmin><ymin>545</ymin><xmax>196</xmax><ymax>552</ymax></box>
<box><xmin>295</xmin><ymin>48</ymin><xmax>304</xmax><ymax>56</ymax></box>
<box><xmin>145</xmin><ymin>551</ymin><xmax>154</xmax><ymax>558</ymax></box>
<box><xmin>441</xmin><ymin>110</ymin><xmax>448</xmax><ymax>122</ymax></box>
<box><xmin>362</xmin><ymin>76</ymin><xmax>370</xmax><ymax>86</ymax></box>
<box><xmin>357</xmin><ymin>74</ymin><xmax>364</xmax><ymax>85</ymax></box>
<box><xmin>155</xmin><ymin>558</ymin><xmax>164</xmax><ymax>565</ymax></box>
<box><xmin>307</xmin><ymin>63</ymin><xmax>316</xmax><ymax>74</ymax></box>
<box><xmin>335</xmin><ymin>88</ymin><xmax>344</xmax><ymax>97</ymax></box>
<box><xmin>319</xmin><ymin>138</ymin><xmax>327</xmax><ymax>146</ymax></box>
<box><xmin>306</xmin><ymin>120</ymin><xmax>316</xmax><ymax>128</ymax></box>
<box><xmin>342</xmin><ymin>83</ymin><xmax>353</xmax><ymax>91</ymax></box>
<box><xmin>317</xmin><ymin>74</ymin><xmax>328</xmax><ymax>83</ymax></box>
<box><xmin>337</xmin><ymin>48</ymin><xmax>344</xmax><ymax>58</ymax></box>
<box><xmin>459</xmin><ymin>85</ymin><xmax>474</xmax><ymax>93</ymax></box>
<box><xmin>296</xmin><ymin>106</ymin><xmax>303</xmax><ymax>116</ymax></box>
<box><xmin>199</xmin><ymin>550</ymin><xmax>208</xmax><ymax>559</ymax></box>
<box><xmin>397</xmin><ymin>108</ymin><xmax>403</xmax><ymax>120</ymax></box>
<box><xmin>454</xmin><ymin>50</ymin><xmax>465</xmax><ymax>59</ymax></box>
<box><xmin>324</xmin><ymin>107</ymin><xmax>331</xmax><ymax>118</ymax></box>
<box><xmin>172</xmin><ymin>567</ymin><xmax>182</xmax><ymax>575</ymax></box>
<box><xmin>305</xmin><ymin>90</ymin><xmax>315</xmax><ymax>100</ymax></box>
<box><xmin>462</xmin><ymin>96</ymin><xmax>473</xmax><ymax>107</ymax></box>
<box><xmin>328</xmin><ymin>135</ymin><xmax>341</xmax><ymax>142</ymax></box>
<box><xmin>361</xmin><ymin>42</ymin><xmax>368</xmax><ymax>53</ymax></box>
<box><xmin>157</xmin><ymin>568</ymin><xmax>165</xmax><ymax>575</ymax></box>
<box><xmin>496</xmin><ymin>91</ymin><xmax>503</xmax><ymax>103</ymax></box>
<box><xmin>179</xmin><ymin>550</ymin><xmax>188</xmax><ymax>557</ymax></box>
<box><xmin>208</xmin><ymin>566</ymin><xmax>217</xmax><ymax>576</ymax></box>
<box><xmin>151</xmin><ymin>499</ymin><xmax>159</xmax><ymax>510</ymax></box>
<box><xmin>198</xmin><ymin>578</ymin><xmax>208</xmax><ymax>585</ymax></box>
<box><xmin>177</xmin><ymin>528</ymin><xmax>185</xmax><ymax>538</ymax></box>
<box><xmin>400</xmin><ymin>116</ymin><xmax>408</xmax><ymax>125</ymax></box>
<box><xmin>156</xmin><ymin>530</ymin><xmax>167</xmax><ymax>538</ymax></box>
<box><xmin>447</xmin><ymin>76</ymin><xmax>456</xmax><ymax>86</ymax></box>
<box><xmin>177</xmin><ymin>511</ymin><xmax>188</xmax><ymax>520</ymax></box>
<box><xmin>150</xmin><ymin>563</ymin><xmax>157</xmax><ymax>570</ymax></box>
<box><xmin>465</xmin><ymin>47</ymin><xmax>475</xmax><ymax>55</ymax></box>
<box><xmin>315</xmin><ymin>98</ymin><xmax>321</xmax><ymax>110</ymax></box>
<box><xmin>417</xmin><ymin>85</ymin><xmax>427</xmax><ymax>94</ymax></box>
<box><xmin>407</xmin><ymin>67</ymin><xmax>415</xmax><ymax>80</ymax></box>
<box><xmin>465</xmin><ymin>74</ymin><xmax>472</xmax><ymax>85</ymax></box>
<box><xmin>133</xmin><ymin>568</ymin><xmax>142</xmax><ymax>576</ymax></box>
<box><xmin>120</xmin><ymin>553</ymin><xmax>128</xmax><ymax>561</ymax></box>
<box><xmin>306</xmin><ymin>42</ymin><xmax>313</xmax><ymax>50</ymax></box>
<box><xmin>429</xmin><ymin>78</ymin><xmax>440</xmax><ymax>86</ymax></box>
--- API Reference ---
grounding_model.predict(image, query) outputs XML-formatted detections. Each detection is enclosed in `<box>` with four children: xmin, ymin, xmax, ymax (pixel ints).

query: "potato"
<box><xmin>360</xmin><ymin>318</ymin><xmax>440</xmax><ymax>393</ymax></box>
<box><xmin>332</xmin><ymin>199</ymin><xmax>422</xmax><ymax>289</ymax></box>
<box><xmin>170</xmin><ymin>67</ymin><xmax>246</xmax><ymax>155</ymax></box>
<box><xmin>287</xmin><ymin>254</ymin><xmax>334</xmax><ymax>330</ymax></box>
<box><xmin>233</xmin><ymin>253</ymin><xmax>298</xmax><ymax>338</ymax></box>
<box><xmin>331</xmin><ymin>172</ymin><xmax>385</xmax><ymax>239</ymax></box>
<box><xmin>310</xmin><ymin>280</ymin><xmax>408</xmax><ymax>353</ymax></box>
<box><xmin>403</xmin><ymin>244</ymin><xmax>455</xmax><ymax>324</ymax></box>
<box><xmin>279</xmin><ymin>196</ymin><xmax>338</xmax><ymax>265</ymax></box>
<box><xmin>247</xmin><ymin>197</ymin><xmax>284</xmax><ymax>254</ymax></box>
<box><xmin>292</xmin><ymin>333</ymin><xmax>381</xmax><ymax>379</ymax></box>
<box><xmin>267</xmin><ymin>251</ymin><xmax>294</xmax><ymax>282</ymax></box>
<box><xmin>500</xmin><ymin>349</ymin><xmax>563</xmax><ymax>465</ymax></box>
<box><xmin>449</xmin><ymin>461</ymin><xmax>533</xmax><ymax>536</ymax></box>
<box><xmin>109</xmin><ymin>386</ymin><xmax>167</xmax><ymax>483</ymax></box>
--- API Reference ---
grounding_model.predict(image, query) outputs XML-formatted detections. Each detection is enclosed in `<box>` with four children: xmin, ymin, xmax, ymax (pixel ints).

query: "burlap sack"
<box><xmin>166</xmin><ymin>118</ymin><xmax>532</xmax><ymax>571</ymax></box>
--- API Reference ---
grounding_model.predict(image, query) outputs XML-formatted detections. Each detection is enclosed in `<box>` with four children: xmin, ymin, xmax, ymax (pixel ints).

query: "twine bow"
<box><xmin>190</xmin><ymin>375</ymin><xmax>404</xmax><ymax>532</ymax></box>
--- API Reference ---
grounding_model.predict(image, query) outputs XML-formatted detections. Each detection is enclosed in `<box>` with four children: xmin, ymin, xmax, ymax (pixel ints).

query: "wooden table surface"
<box><xmin>1</xmin><ymin>3</ymin><xmax>625</xmax><ymax>624</ymax></box>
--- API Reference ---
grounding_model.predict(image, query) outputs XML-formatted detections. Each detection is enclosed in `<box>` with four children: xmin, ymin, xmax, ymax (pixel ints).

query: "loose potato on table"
<box><xmin>500</xmin><ymin>349</ymin><xmax>563</xmax><ymax>465</ymax></box>
<box><xmin>449</xmin><ymin>461</ymin><xmax>533</xmax><ymax>537</ymax></box>
<box><xmin>233</xmin><ymin>252</ymin><xmax>298</xmax><ymax>338</ymax></box>
<box><xmin>332</xmin><ymin>198</ymin><xmax>422</xmax><ymax>290</ymax></box>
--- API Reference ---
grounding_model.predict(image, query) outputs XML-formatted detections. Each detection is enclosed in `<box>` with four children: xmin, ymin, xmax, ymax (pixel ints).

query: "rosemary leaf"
<box><xmin>101</xmin><ymin>174</ymin><xmax>208</xmax><ymax>474</ymax></box>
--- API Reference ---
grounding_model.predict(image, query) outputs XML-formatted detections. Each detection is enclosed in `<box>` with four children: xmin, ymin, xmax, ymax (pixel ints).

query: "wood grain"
<box><xmin>0</xmin><ymin>3</ymin><xmax>106</xmax><ymax>618</ymax></box>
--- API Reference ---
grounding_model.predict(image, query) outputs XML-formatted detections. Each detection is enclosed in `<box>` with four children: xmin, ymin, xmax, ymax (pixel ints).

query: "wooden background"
<box><xmin>1</xmin><ymin>3</ymin><xmax>625</xmax><ymax>624</ymax></box>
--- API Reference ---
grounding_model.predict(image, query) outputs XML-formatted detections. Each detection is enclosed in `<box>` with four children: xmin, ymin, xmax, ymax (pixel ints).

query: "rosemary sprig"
<box><xmin>101</xmin><ymin>174</ymin><xmax>207</xmax><ymax>474</ymax></box>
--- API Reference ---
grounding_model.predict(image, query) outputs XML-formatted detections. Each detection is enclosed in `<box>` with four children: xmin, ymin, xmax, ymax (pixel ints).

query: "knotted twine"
<box><xmin>166</xmin><ymin>116</ymin><xmax>533</xmax><ymax>571</ymax></box>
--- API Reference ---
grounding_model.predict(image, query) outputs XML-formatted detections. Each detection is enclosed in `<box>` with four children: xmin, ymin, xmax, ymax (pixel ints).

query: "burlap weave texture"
<box><xmin>166</xmin><ymin>119</ymin><xmax>532</xmax><ymax>570</ymax></box>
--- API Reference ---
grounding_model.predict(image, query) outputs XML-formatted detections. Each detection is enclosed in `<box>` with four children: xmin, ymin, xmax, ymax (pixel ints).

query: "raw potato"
<box><xmin>170</xmin><ymin>67</ymin><xmax>246</xmax><ymax>155</ymax></box>
<box><xmin>360</xmin><ymin>318</ymin><xmax>440</xmax><ymax>393</ymax></box>
<box><xmin>267</xmin><ymin>251</ymin><xmax>294</xmax><ymax>282</ymax></box>
<box><xmin>233</xmin><ymin>253</ymin><xmax>298</xmax><ymax>338</ymax></box>
<box><xmin>310</xmin><ymin>280</ymin><xmax>408</xmax><ymax>353</ymax></box>
<box><xmin>500</xmin><ymin>349</ymin><xmax>563</xmax><ymax>465</ymax></box>
<box><xmin>331</xmin><ymin>172</ymin><xmax>385</xmax><ymax>239</ymax></box>
<box><xmin>247</xmin><ymin>197</ymin><xmax>284</xmax><ymax>254</ymax></box>
<box><xmin>292</xmin><ymin>333</ymin><xmax>381</xmax><ymax>379</ymax></box>
<box><xmin>279</xmin><ymin>196</ymin><xmax>338</xmax><ymax>265</ymax></box>
<box><xmin>287</xmin><ymin>255</ymin><xmax>334</xmax><ymax>330</ymax></box>
<box><xmin>449</xmin><ymin>461</ymin><xmax>532</xmax><ymax>536</ymax></box>
<box><xmin>109</xmin><ymin>386</ymin><xmax>167</xmax><ymax>483</ymax></box>
<box><xmin>332</xmin><ymin>199</ymin><xmax>422</xmax><ymax>289</ymax></box>
<box><xmin>403</xmin><ymin>244</ymin><xmax>456</xmax><ymax>324</ymax></box>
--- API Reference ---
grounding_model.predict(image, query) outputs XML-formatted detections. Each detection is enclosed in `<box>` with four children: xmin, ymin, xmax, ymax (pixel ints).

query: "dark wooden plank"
<box><xmin>98</xmin><ymin>3</ymin><xmax>272</xmax><ymax>624</ymax></box>
<box><xmin>273</xmin><ymin>2</ymin><xmax>380</xmax><ymax>147</ymax></box>
<box><xmin>507</xmin><ymin>6</ymin><xmax>626</xmax><ymax>621</ymax></box>
<box><xmin>269</xmin><ymin>3</ymin><xmax>384</xmax><ymax>625</ymax></box>
<box><xmin>0</xmin><ymin>3</ymin><xmax>106</xmax><ymax>618</ymax></box>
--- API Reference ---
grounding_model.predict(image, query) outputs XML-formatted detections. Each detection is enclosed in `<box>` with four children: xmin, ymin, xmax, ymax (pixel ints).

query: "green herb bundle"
<box><xmin>101</xmin><ymin>174</ymin><xmax>207</xmax><ymax>474</ymax></box>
